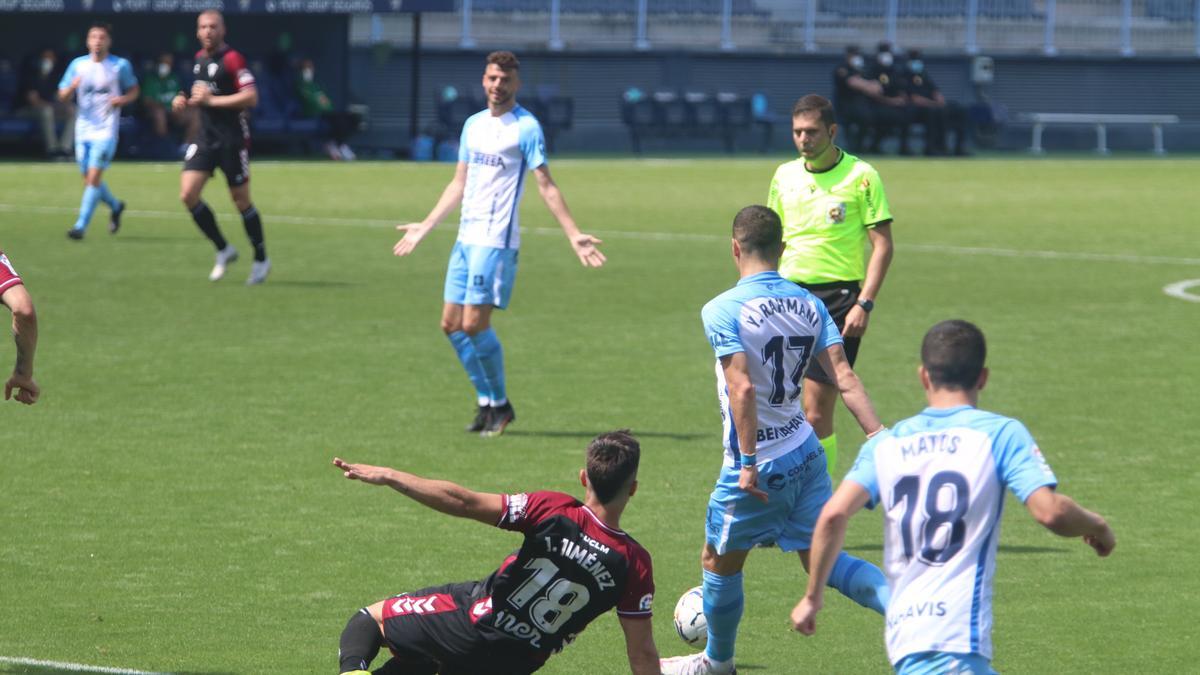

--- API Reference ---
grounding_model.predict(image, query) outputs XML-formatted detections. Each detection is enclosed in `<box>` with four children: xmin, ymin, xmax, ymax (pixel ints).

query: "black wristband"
<box><xmin>857</xmin><ymin>298</ymin><xmax>875</xmax><ymax>313</ymax></box>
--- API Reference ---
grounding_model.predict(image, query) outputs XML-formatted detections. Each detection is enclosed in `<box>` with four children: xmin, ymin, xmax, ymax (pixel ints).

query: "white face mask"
<box><xmin>849</xmin><ymin>55</ymin><xmax>865</xmax><ymax>70</ymax></box>
<box><xmin>302</xmin><ymin>69</ymin><xmax>314</xmax><ymax>83</ymax></box>
<box><xmin>40</xmin><ymin>58</ymin><xmax>54</xmax><ymax>75</ymax></box>
<box><xmin>878</xmin><ymin>52</ymin><xmax>894</xmax><ymax>68</ymax></box>
<box><xmin>158</xmin><ymin>63</ymin><xmax>171</xmax><ymax>78</ymax></box>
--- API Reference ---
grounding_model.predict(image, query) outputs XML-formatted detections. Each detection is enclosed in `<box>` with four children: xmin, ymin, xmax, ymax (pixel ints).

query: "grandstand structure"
<box><xmin>353</xmin><ymin>0</ymin><xmax>1200</xmax><ymax>56</ymax></box>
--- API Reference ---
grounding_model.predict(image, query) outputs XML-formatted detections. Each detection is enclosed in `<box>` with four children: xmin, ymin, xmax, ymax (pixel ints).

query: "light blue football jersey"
<box><xmin>701</xmin><ymin>270</ymin><xmax>842</xmax><ymax>465</ymax></box>
<box><xmin>59</xmin><ymin>54</ymin><xmax>136</xmax><ymax>142</ymax></box>
<box><xmin>455</xmin><ymin>104</ymin><xmax>547</xmax><ymax>250</ymax></box>
<box><xmin>845</xmin><ymin>405</ymin><xmax>1058</xmax><ymax>665</ymax></box>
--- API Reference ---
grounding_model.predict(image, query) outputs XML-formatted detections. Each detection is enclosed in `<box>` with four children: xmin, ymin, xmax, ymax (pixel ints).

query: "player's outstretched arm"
<box><xmin>817</xmin><ymin>345</ymin><xmax>884</xmax><ymax>437</ymax></box>
<box><xmin>1024</xmin><ymin>486</ymin><xmax>1116</xmax><ymax>556</ymax></box>
<box><xmin>2</xmin><ymin>285</ymin><xmax>38</xmax><ymax>405</ymax></box>
<box><xmin>332</xmin><ymin>457</ymin><xmax>504</xmax><ymax>525</ymax></box>
<box><xmin>531</xmin><ymin>165</ymin><xmax>606</xmax><ymax>268</ymax></box>
<box><xmin>394</xmin><ymin>162</ymin><xmax>468</xmax><ymax>257</ymax></box>
<box><xmin>791</xmin><ymin>481</ymin><xmax>872</xmax><ymax>635</ymax></box>
<box><xmin>619</xmin><ymin>616</ymin><xmax>660</xmax><ymax>675</ymax></box>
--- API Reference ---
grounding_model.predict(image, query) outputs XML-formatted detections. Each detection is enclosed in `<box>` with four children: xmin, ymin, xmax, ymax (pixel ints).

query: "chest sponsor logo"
<box><xmin>208</xmin><ymin>62</ymin><xmax>219</xmax><ymax>79</ymax></box>
<box><xmin>470</xmin><ymin>151</ymin><xmax>506</xmax><ymax>169</ymax></box>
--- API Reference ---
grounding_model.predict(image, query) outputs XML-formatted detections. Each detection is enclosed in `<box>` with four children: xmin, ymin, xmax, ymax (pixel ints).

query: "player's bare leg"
<box><xmin>181</xmin><ymin>169</ymin><xmax>238</xmax><ymax>280</ymax></box>
<box><xmin>464</xmin><ymin>303</ymin><xmax>513</xmax><ymax>437</ymax></box>
<box><xmin>230</xmin><ymin>182</ymin><xmax>269</xmax><ymax>285</ymax></box>
<box><xmin>804</xmin><ymin>377</ymin><xmax>840</xmax><ymax>473</ymax></box>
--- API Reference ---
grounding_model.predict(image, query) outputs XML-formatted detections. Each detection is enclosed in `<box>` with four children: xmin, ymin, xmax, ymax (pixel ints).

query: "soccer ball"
<box><xmin>673</xmin><ymin>586</ymin><xmax>707</xmax><ymax>648</ymax></box>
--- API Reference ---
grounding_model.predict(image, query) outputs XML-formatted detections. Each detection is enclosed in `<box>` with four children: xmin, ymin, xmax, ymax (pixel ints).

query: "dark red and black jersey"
<box><xmin>192</xmin><ymin>46</ymin><xmax>256</xmax><ymax>146</ymax></box>
<box><xmin>470</xmin><ymin>491</ymin><xmax>654</xmax><ymax>654</ymax></box>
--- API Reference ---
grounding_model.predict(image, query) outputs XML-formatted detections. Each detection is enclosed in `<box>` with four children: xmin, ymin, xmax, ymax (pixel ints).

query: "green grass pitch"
<box><xmin>1</xmin><ymin>156</ymin><xmax>1198</xmax><ymax>674</ymax></box>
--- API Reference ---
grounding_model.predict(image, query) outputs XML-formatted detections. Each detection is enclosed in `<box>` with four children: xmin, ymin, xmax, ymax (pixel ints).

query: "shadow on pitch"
<box><xmin>844</xmin><ymin>544</ymin><xmax>1066</xmax><ymax>555</ymax></box>
<box><xmin>504</xmin><ymin>430</ymin><xmax>707</xmax><ymax>441</ymax></box>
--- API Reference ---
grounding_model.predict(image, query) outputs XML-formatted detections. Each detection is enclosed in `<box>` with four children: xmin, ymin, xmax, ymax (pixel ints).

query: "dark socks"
<box><xmin>338</xmin><ymin>609</ymin><xmax>382</xmax><ymax>673</ymax></box>
<box><xmin>240</xmin><ymin>204</ymin><xmax>266</xmax><ymax>262</ymax></box>
<box><xmin>188</xmin><ymin>201</ymin><xmax>228</xmax><ymax>251</ymax></box>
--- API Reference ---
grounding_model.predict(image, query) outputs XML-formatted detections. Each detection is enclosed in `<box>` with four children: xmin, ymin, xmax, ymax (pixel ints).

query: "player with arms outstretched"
<box><xmin>333</xmin><ymin>430</ymin><xmax>660</xmax><ymax>675</ymax></box>
<box><xmin>392</xmin><ymin>51</ymin><xmax>606</xmax><ymax>437</ymax></box>
<box><xmin>661</xmin><ymin>206</ymin><xmax>890</xmax><ymax>675</ymax></box>
<box><xmin>59</xmin><ymin>22</ymin><xmax>137</xmax><ymax>241</ymax></box>
<box><xmin>792</xmin><ymin>320</ymin><xmax>1115</xmax><ymax>674</ymax></box>
<box><xmin>173</xmin><ymin>10</ymin><xmax>270</xmax><ymax>284</ymax></box>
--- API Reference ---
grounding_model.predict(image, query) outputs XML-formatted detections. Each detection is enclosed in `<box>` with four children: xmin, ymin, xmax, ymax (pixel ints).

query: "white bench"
<box><xmin>1021</xmin><ymin>113</ymin><xmax>1180</xmax><ymax>155</ymax></box>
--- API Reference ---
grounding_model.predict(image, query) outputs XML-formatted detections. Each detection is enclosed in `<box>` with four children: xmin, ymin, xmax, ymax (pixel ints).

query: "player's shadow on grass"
<box><xmin>504</xmin><ymin>430</ymin><xmax>707</xmax><ymax>441</ymax></box>
<box><xmin>844</xmin><ymin>544</ymin><xmax>1066</xmax><ymax>555</ymax></box>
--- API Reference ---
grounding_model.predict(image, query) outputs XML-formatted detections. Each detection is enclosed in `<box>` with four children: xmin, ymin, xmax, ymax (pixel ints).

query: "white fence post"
<box><xmin>1043</xmin><ymin>0</ymin><xmax>1057</xmax><ymax>56</ymax></box>
<box><xmin>549</xmin><ymin>0</ymin><xmax>563</xmax><ymax>50</ymax></box>
<box><xmin>885</xmin><ymin>0</ymin><xmax>898</xmax><ymax>46</ymax></box>
<box><xmin>460</xmin><ymin>0</ymin><xmax>476</xmax><ymax>48</ymax></box>
<box><xmin>965</xmin><ymin>0</ymin><xmax>978</xmax><ymax>54</ymax></box>
<box><xmin>720</xmin><ymin>0</ymin><xmax>735</xmax><ymax>51</ymax></box>
<box><xmin>636</xmin><ymin>0</ymin><xmax>650</xmax><ymax>50</ymax></box>
<box><xmin>804</xmin><ymin>0</ymin><xmax>817</xmax><ymax>52</ymax></box>
<box><xmin>1120</xmin><ymin>0</ymin><xmax>1134</xmax><ymax>56</ymax></box>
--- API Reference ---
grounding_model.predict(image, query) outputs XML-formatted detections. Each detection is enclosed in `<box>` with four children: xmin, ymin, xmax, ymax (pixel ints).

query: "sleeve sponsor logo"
<box><xmin>505</xmin><ymin>493</ymin><xmax>529</xmax><ymax>524</ymax></box>
<box><xmin>638</xmin><ymin>593</ymin><xmax>653</xmax><ymax>611</ymax></box>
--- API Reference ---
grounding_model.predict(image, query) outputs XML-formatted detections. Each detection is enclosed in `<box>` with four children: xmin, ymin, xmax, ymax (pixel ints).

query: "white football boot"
<box><xmin>209</xmin><ymin>246</ymin><xmax>239</xmax><ymax>281</ymax></box>
<box><xmin>246</xmin><ymin>258</ymin><xmax>271</xmax><ymax>285</ymax></box>
<box><xmin>660</xmin><ymin>653</ymin><xmax>735</xmax><ymax>675</ymax></box>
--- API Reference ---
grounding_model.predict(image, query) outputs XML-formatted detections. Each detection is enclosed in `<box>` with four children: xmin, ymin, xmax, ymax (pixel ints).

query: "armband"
<box><xmin>739</xmin><ymin>452</ymin><xmax>757</xmax><ymax>467</ymax></box>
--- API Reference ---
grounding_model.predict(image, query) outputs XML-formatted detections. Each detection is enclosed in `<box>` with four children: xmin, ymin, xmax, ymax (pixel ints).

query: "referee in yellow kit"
<box><xmin>767</xmin><ymin>94</ymin><xmax>894</xmax><ymax>475</ymax></box>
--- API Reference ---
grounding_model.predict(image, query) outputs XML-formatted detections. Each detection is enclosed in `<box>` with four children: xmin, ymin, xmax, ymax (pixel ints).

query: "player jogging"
<box><xmin>792</xmin><ymin>320</ymin><xmax>1116</xmax><ymax>674</ymax></box>
<box><xmin>58</xmin><ymin>22</ymin><xmax>137</xmax><ymax>241</ymax></box>
<box><xmin>173</xmin><ymin>10</ymin><xmax>270</xmax><ymax>285</ymax></box>
<box><xmin>0</xmin><ymin>250</ymin><xmax>39</xmax><ymax>405</ymax></box>
<box><xmin>332</xmin><ymin>430</ymin><xmax>660</xmax><ymax>675</ymax></box>
<box><xmin>768</xmin><ymin>94</ymin><xmax>895</xmax><ymax>476</ymax></box>
<box><xmin>661</xmin><ymin>206</ymin><xmax>890</xmax><ymax>675</ymax></box>
<box><xmin>392</xmin><ymin>51</ymin><xmax>606</xmax><ymax>437</ymax></box>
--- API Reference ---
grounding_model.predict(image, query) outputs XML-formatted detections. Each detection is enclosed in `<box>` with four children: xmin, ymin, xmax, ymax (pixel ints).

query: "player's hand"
<box><xmin>738</xmin><ymin>465</ymin><xmax>769</xmax><ymax>503</ymax></box>
<box><xmin>570</xmin><ymin>233</ymin><xmax>606</xmax><ymax>268</ymax></box>
<box><xmin>4</xmin><ymin>372</ymin><xmax>39</xmax><ymax>405</ymax></box>
<box><xmin>332</xmin><ymin>458</ymin><xmax>393</xmax><ymax>486</ymax></box>
<box><xmin>790</xmin><ymin>596</ymin><xmax>822</xmax><ymax>635</ymax></box>
<box><xmin>393</xmin><ymin>223</ymin><xmax>429</xmax><ymax>257</ymax></box>
<box><xmin>69</xmin><ymin>76</ymin><xmax>82</xmax><ymax>92</ymax></box>
<box><xmin>171</xmin><ymin>94</ymin><xmax>188</xmax><ymax>113</ymax></box>
<box><xmin>190</xmin><ymin>81</ymin><xmax>212</xmax><ymax>106</ymax></box>
<box><xmin>842</xmin><ymin>304</ymin><xmax>869</xmax><ymax>337</ymax></box>
<box><xmin>1084</xmin><ymin>524</ymin><xmax>1116</xmax><ymax>557</ymax></box>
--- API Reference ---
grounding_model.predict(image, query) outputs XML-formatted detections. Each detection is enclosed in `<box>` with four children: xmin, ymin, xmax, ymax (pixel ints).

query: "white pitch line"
<box><xmin>0</xmin><ymin>656</ymin><xmax>171</xmax><ymax>674</ymax></box>
<box><xmin>1163</xmin><ymin>279</ymin><xmax>1200</xmax><ymax>302</ymax></box>
<box><xmin>2</xmin><ymin>202</ymin><xmax>1198</xmax><ymax>267</ymax></box>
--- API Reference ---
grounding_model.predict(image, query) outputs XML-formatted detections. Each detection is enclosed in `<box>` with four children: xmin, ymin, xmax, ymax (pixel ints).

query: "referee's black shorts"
<box><xmin>796</xmin><ymin>280</ymin><xmax>861</xmax><ymax>385</ymax></box>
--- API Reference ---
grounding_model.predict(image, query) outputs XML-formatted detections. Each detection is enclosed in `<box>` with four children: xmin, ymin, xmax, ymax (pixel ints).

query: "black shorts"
<box><xmin>182</xmin><ymin>139</ymin><xmax>250</xmax><ymax>187</ymax></box>
<box><xmin>379</xmin><ymin>581</ymin><xmax>546</xmax><ymax>675</ymax></box>
<box><xmin>796</xmin><ymin>281</ymin><xmax>862</xmax><ymax>385</ymax></box>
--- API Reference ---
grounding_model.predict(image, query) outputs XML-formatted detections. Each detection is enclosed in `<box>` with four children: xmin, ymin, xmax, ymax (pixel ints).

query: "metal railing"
<box><xmin>349</xmin><ymin>0</ymin><xmax>1200</xmax><ymax>56</ymax></box>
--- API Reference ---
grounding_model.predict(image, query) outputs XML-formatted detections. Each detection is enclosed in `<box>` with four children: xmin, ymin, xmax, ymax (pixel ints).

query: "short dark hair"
<box><xmin>88</xmin><ymin>21</ymin><xmax>112</xmax><ymax>37</ymax></box>
<box><xmin>732</xmin><ymin>205</ymin><xmax>783</xmax><ymax>259</ymax></box>
<box><xmin>791</xmin><ymin>94</ymin><xmax>836</xmax><ymax>127</ymax></box>
<box><xmin>921</xmin><ymin>320</ymin><xmax>987</xmax><ymax>390</ymax></box>
<box><xmin>486</xmin><ymin>51</ymin><xmax>520</xmax><ymax>72</ymax></box>
<box><xmin>586</xmin><ymin>430</ymin><xmax>641</xmax><ymax>504</ymax></box>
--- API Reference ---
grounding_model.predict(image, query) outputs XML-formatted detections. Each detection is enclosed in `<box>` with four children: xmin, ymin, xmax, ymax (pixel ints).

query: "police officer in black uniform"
<box><xmin>903</xmin><ymin>48</ymin><xmax>970</xmax><ymax>156</ymax></box>
<box><xmin>831</xmin><ymin>46</ymin><xmax>879</xmax><ymax>153</ymax></box>
<box><xmin>864</xmin><ymin>42</ymin><xmax>912</xmax><ymax>155</ymax></box>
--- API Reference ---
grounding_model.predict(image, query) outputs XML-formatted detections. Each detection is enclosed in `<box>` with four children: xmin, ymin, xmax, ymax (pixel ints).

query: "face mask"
<box><xmin>158</xmin><ymin>63</ymin><xmax>171</xmax><ymax>78</ymax></box>
<box><xmin>849</xmin><ymin>55</ymin><xmax>864</xmax><ymax>70</ymax></box>
<box><xmin>40</xmin><ymin>59</ymin><xmax>53</xmax><ymax>75</ymax></box>
<box><xmin>302</xmin><ymin>69</ymin><xmax>314</xmax><ymax>83</ymax></box>
<box><xmin>878</xmin><ymin>52</ymin><xmax>894</xmax><ymax>68</ymax></box>
<box><xmin>909</xmin><ymin>60</ymin><xmax>924</xmax><ymax>74</ymax></box>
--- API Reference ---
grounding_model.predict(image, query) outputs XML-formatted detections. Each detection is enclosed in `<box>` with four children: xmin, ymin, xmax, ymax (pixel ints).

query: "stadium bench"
<box><xmin>1021</xmin><ymin>112</ymin><xmax>1180</xmax><ymax>155</ymax></box>
<box><xmin>621</xmin><ymin>91</ymin><xmax>760</xmax><ymax>154</ymax></box>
